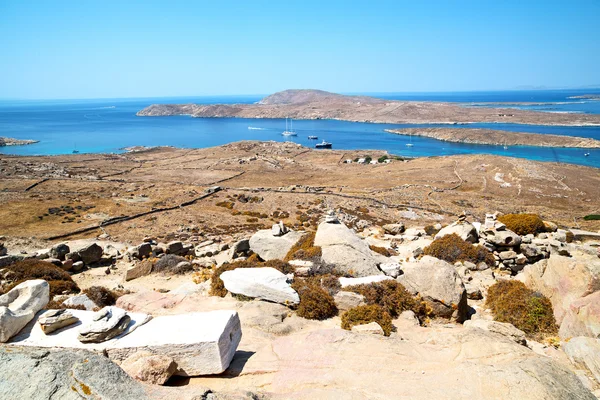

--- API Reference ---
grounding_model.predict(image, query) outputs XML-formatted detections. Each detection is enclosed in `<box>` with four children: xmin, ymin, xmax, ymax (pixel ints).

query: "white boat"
<box><xmin>585</xmin><ymin>153</ymin><xmax>590</xmax><ymax>157</ymax></box>
<box><xmin>282</xmin><ymin>118</ymin><xmax>297</xmax><ymax>136</ymax></box>
<box><xmin>315</xmin><ymin>140</ymin><xmax>332</xmax><ymax>149</ymax></box>
<box><xmin>308</xmin><ymin>135</ymin><xmax>318</xmax><ymax>140</ymax></box>
<box><xmin>406</xmin><ymin>132</ymin><xmax>414</xmax><ymax>147</ymax></box>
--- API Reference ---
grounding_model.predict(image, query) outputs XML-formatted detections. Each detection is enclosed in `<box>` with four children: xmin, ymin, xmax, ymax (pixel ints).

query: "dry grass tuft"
<box><xmin>497</xmin><ymin>213</ymin><xmax>545</xmax><ymax>235</ymax></box>
<box><xmin>284</xmin><ymin>232</ymin><xmax>322</xmax><ymax>261</ymax></box>
<box><xmin>341</xmin><ymin>304</ymin><xmax>393</xmax><ymax>336</ymax></box>
<box><xmin>424</xmin><ymin>233</ymin><xmax>495</xmax><ymax>267</ymax></box>
<box><xmin>486</xmin><ymin>280</ymin><xmax>557</xmax><ymax>338</ymax></box>
<box><xmin>82</xmin><ymin>286</ymin><xmax>122</xmax><ymax>307</ymax></box>
<box><xmin>0</xmin><ymin>259</ymin><xmax>80</xmax><ymax>297</ymax></box>
<box><xmin>369</xmin><ymin>245</ymin><xmax>390</xmax><ymax>257</ymax></box>
<box><xmin>291</xmin><ymin>280</ymin><xmax>338</xmax><ymax>320</ymax></box>
<box><xmin>345</xmin><ymin>280</ymin><xmax>425</xmax><ymax>318</ymax></box>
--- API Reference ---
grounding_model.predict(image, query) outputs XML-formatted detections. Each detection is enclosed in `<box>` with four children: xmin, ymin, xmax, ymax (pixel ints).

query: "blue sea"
<box><xmin>1</xmin><ymin>89</ymin><xmax>600</xmax><ymax>168</ymax></box>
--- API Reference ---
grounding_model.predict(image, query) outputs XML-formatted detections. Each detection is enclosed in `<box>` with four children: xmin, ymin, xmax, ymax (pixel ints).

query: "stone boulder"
<box><xmin>382</xmin><ymin>223</ymin><xmax>405</xmax><ymax>235</ymax></box>
<box><xmin>518</xmin><ymin>254</ymin><xmax>600</xmax><ymax>325</ymax></box>
<box><xmin>249</xmin><ymin>229</ymin><xmax>304</xmax><ymax>261</ymax></box>
<box><xmin>49</xmin><ymin>243</ymin><xmax>70</xmax><ymax>261</ymax></box>
<box><xmin>0</xmin><ymin>279</ymin><xmax>49</xmax><ymax>342</ymax></box>
<box><xmin>127</xmin><ymin>243</ymin><xmax>152</xmax><ymax>260</ymax></box>
<box><xmin>78</xmin><ymin>306</ymin><xmax>132</xmax><ymax>343</ymax></box>
<box><xmin>0</xmin><ymin>346</ymin><xmax>148</xmax><ymax>400</ymax></box>
<box><xmin>397</xmin><ymin>256</ymin><xmax>468</xmax><ymax>322</ymax></box>
<box><xmin>435</xmin><ymin>221</ymin><xmax>478</xmax><ymax>243</ymax></box>
<box><xmin>38</xmin><ymin>309</ymin><xmax>79</xmax><ymax>334</ymax></box>
<box><xmin>486</xmin><ymin>229</ymin><xmax>522</xmax><ymax>247</ymax></box>
<box><xmin>351</xmin><ymin>321</ymin><xmax>384</xmax><ymax>335</ymax></box>
<box><xmin>63</xmin><ymin>293</ymin><xmax>97</xmax><ymax>311</ymax></box>
<box><xmin>120</xmin><ymin>351</ymin><xmax>177</xmax><ymax>385</ymax></box>
<box><xmin>334</xmin><ymin>291</ymin><xmax>366</xmax><ymax>311</ymax></box>
<box><xmin>314</xmin><ymin>221</ymin><xmax>387</xmax><ymax>277</ymax></box>
<box><xmin>220</xmin><ymin>267</ymin><xmax>300</xmax><ymax>305</ymax></box>
<box><xmin>166</xmin><ymin>241</ymin><xmax>185</xmax><ymax>255</ymax></box>
<box><xmin>76</xmin><ymin>243</ymin><xmax>103</xmax><ymax>265</ymax></box>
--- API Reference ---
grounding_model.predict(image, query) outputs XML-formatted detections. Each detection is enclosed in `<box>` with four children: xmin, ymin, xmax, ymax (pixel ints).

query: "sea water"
<box><xmin>1</xmin><ymin>91</ymin><xmax>599</xmax><ymax>168</ymax></box>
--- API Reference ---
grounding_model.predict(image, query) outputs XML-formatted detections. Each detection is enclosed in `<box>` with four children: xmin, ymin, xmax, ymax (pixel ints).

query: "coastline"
<box><xmin>0</xmin><ymin>137</ymin><xmax>39</xmax><ymax>146</ymax></box>
<box><xmin>385</xmin><ymin>127</ymin><xmax>600</xmax><ymax>148</ymax></box>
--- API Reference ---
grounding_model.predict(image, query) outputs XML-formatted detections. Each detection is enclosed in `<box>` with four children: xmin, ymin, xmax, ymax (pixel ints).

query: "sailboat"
<box><xmin>282</xmin><ymin>118</ymin><xmax>297</xmax><ymax>136</ymax></box>
<box><xmin>406</xmin><ymin>132</ymin><xmax>413</xmax><ymax>147</ymax></box>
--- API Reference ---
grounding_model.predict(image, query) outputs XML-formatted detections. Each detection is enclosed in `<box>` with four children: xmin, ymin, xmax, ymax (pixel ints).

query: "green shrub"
<box><xmin>292</xmin><ymin>280</ymin><xmax>338</xmax><ymax>320</ymax></box>
<box><xmin>0</xmin><ymin>259</ymin><xmax>80</xmax><ymax>297</ymax></box>
<box><xmin>486</xmin><ymin>280</ymin><xmax>557</xmax><ymax>338</ymax></box>
<box><xmin>364</xmin><ymin>156</ymin><xmax>372</xmax><ymax>163</ymax></box>
<box><xmin>284</xmin><ymin>232</ymin><xmax>322</xmax><ymax>261</ymax></box>
<box><xmin>377</xmin><ymin>155</ymin><xmax>389</xmax><ymax>163</ymax></box>
<box><xmin>497</xmin><ymin>213</ymin><xmax>545</xmax><ymax>235</ymax></box>
<box><xmin>583</xmin><ymin>214</ymin><xmax>600</xmax><ymax>221</ymax></box>
<box><xmin>424</xmin><ymin>233</ymin><xmax>495</xmax><ymax>267</ymax></box>
<box><xmin>341</xmin><ymin>304</ymin><xmax>393</xmax><ymax>336</ymax></box>
<box><xmin>345</xmin><ymin>280</ymin><xmax>420</xmax><ymax>318</ymax></box>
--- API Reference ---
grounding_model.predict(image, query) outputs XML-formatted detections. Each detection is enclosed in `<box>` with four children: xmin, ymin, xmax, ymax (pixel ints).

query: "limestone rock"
<box><xmin>76</xmin><ymin>243</ymin><xmax>103</xmax><ymax>265</ymax></box>
<box><xmin>107</xmin><ymin>310</ymin><xmax>242</xmax><ymax>376</ymax></box>
<box><xmin>271</xmin><ymin>221</ymin><xmax>289</xmax><ymax>236</ymax></box>
<box><xmin>380</xmin><ymin>262</ymin><xmax>401</xmax><ymax>278</ymax></box>
<box><xmin>220</xmin><ymin>267</ymin><xmax>300</xmax><ymax>305</ymax></box>
<box><xmin>78</xmin><ymin>306</ymin><xmax>132</xmax><ymax>343</ymax></box>
<box><xmin>38</xmin><ymin>309</ymin><xmax>79</xmax><ymax>334</ymax></box>
<box><xmin>351</xmin><ymin>321</ymin><xmax>384</xmax><ymax>335</ymax></box>
<box><xmin>334</xmin><ymin>291</ymin><xmax>366</xmax><ymax>311</ymax></box>
<box><xmin>464</xmin><ymin>319</ymin><xmax>527</xmax><ymax>345</ymax></box>
<box><xmin>128</xmin><ymin>243</ymin><xmax>152</xmax><ymax>259</ymax></box>
<box><xmin>486</xmin><ymin>229</ymin><xmax>521</xmax><ymax>247</ymax></box>
<box><xmin>398</xmin><ymin>256</ymin><xmax>468</xmax><ymax>322</ymax></box>
<box><xmin>63</xmin><ymin>293</ymin><xmax>97</xmax><ymax>311</ymax></box>
<box><xmin>314</xmin><ymin>221</ymin><xmax>386</xmax><ymax>277</ymax></box>
<box><xmin>124</xmin><ymin>260</ymin><xmax>153</xmax><ymax>281</ymax></box>
<box><xmin>120</xmin><ymin>351</ymin><xmax>177</xmax><ymax>385</ymax></box>
<box><xmin>339</xmin><ymin>275</ymin><xmax>393</xmax><ymax>288</ymax></box>
<box><xmin>435</xmin><ymin>221</ymin><xmax>478</xmax><ymax>243</ymax></box>
<box><xmin>0</xmin><ymin>279</ymin><xmax>49</xmax><ymax>342</ymax></box>
<box><xmin>559</xmin><ymin>291</ymin><xmax>600</xmax><ymax>339</ymax></box>
<box><xmin>382</xmin><ymin>223</ymin><xmax>405</xmax><ymax>235</ymax></box>
<box><xmin>249</xmin><ymin>229</ymin><xmax>303</xmax><ymax>261</ymax></box>
<box><xmin>0</xmin><ymin>346</ymin><xmax>148</xmax><ymax>400</ymax></box>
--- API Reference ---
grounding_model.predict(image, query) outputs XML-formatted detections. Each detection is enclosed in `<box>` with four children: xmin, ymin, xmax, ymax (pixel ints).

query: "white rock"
<box><xmin>435</xmin><ymin>221</ymin><xmax>478</xmax><ymax>243</ymax></box>
<box><xmin>78</xmin><ymin>307</ymin><xmax>132</xmax><ymax>343</ymax></box>
<box><xmin>220</xmin><ymin>267</ymin><xmax>300</xmax><ymax>304</ymax></box>
<box><xmin>289</xmin><ymin>260</ymin><xmax>314</xmax><ymax>268</ymax></box>
<box><xmin>38</xmin><ymin>309</ymin><xmax>79</xmax><ymax>334</ymax></box>
<box><xmin>563</xmin><ymin>336</ymin><xmax>600</xmax><ymax>384</ymax></box>
<box><xmin>249</xmin><ymin>229</ymin><xmax>304</xmax><ymax>261</ymax></box>
<box><xmin>62</xmin><ymin>294</ymin><xmax>97</xmax><ymax>311</ymax></box>
<box><xmin>351</xmin><ymin>322</ymin><xmax>384</xmax><ymax>335</ymax></box>
<box><xmin>334</xmin><ymin>291</ymin><xmax>366</xmax><ymax>311</ymax></box>
<box><xmin>0</xmin><ymin>280</ymin><xmax>50</xmax><ymax>342</ymax></box>
<box><xmin>380</xmin><ymin>262</ymin><xmax>401</xmax><ymax>278</ymax></box>
<box><xmin>339</xmin><ymin>275</ymin><xmax>393</xmax><ymax>288</ymax></box>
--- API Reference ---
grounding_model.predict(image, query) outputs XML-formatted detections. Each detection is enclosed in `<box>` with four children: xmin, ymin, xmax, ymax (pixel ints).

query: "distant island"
<box><xmin>0</xmin><ymin>137</ymin><xmax>38</xmax><ymax>146</ymax></box>
<box><xmin>386</xmin><ymin>127</ymin><xmax>600</xmax><ymax>148</ymax></box>
<box><xmin>568</xmin><ymin>94</ymin><xmax>600</xmax><ymax>100</ymax></box>
<box><xmin>137</xmin><ymin>89</ymin><xmax>600</xmax><ymax>126</ymax></box>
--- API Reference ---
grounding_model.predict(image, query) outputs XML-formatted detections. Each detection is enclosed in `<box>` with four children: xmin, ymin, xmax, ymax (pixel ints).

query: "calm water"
<box><xmin>1</xmin><ymin>91</ymin><xmax>600</xmax><ymax>168</ymax></box>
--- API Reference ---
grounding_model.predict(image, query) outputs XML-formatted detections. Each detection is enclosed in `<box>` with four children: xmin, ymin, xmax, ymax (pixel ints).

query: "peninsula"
<box><xmin>385</xmin><ymin>127</ymin><xmax>600</xmax><ymax>148</ymax></box>
<box><xmin>0</xmin><ymin>137</ymin><xmax>38</xmax><ymax>146</ymax></box>
<box><xmin>137</xmin><ymin>89</ymin><xmax>600</xmax><ymax>126</ymax></box>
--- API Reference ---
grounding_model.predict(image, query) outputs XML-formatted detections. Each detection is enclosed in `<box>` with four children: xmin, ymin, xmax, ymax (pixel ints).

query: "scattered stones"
<box><xmin>38</xmin><ymin>309</ymin><xmax>79</xmax><ymax>334</ymax></box>
<box><xmin>78</xmin><ymin>306</ymin><xmax>132</xmax><ymax>343</ymax></box>
<box><xmin>220</xmin><ymin>267</ymin><xmax>300</xmax><ymax>305</ymax></box>
<box><xmin>0</xmin><ymin>279</ymin><xmax>49</xmax><ymax>342</ymax></box>
<box><xmin>120</xmin><ymin>351</ymin><xmax>177</xmax><ymax>385</ymax></box>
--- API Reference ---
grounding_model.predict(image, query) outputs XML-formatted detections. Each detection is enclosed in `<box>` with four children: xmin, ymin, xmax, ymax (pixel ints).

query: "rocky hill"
<box><xmin>0</xmin><ymin>137</ymin><xmax>38</xmax><ymax>146</ymax></box>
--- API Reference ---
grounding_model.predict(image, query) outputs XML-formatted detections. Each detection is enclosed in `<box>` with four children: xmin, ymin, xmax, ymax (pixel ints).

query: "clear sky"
<box><xmin>1</xmin><ymin>0</ymin><xmax>599</xmax><ymax>99</ymax></box>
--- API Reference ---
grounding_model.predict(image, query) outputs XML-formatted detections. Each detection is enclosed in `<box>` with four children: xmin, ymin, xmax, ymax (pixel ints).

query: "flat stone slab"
<box><xmin>221</xmin><ymin>267</ymin><xmax>300</xmax><ymax>305</ymax></box>
<box><xmin>8</xmin><ymin>309</ymin><xmax>242</xmax><ymax>377</ymax></box>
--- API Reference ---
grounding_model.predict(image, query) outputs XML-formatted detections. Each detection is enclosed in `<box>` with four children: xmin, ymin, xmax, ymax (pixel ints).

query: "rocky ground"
<box><xmin>1</xmin><ymin>141</ymin><xmax>600</xmax><ymax>399</ymax></box>
<box><xmin>137</xmin><ymin>89</ymin><xmax>600</xmax><ymax>126</ymax></box>
<box><xmin>387</xmin><ymin>127</ymin><xmax>600</xmax><ymax>148</ymax></box>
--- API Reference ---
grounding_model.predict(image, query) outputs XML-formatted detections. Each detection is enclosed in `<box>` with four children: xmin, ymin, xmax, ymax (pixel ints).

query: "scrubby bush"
<box><xmin>284</xmin><ymin>232</ymin><xmax>322</xmax><ymax>261</ymax></box>
<box><xmin>83</xmin><ymin>286</ymin><xmax>121</xmax><ymax>307</ymax></box>
<box><xmin>497</xmin><ymin>213</ymin><xmax>545</xmax><ymax>236</ymax></box>
<box><xmin>341</xmin><ymin>304</ymin><xmax>393</xmax><ymax>336</ymax></box>
<box><xmin>369</xmin><ymin>245</ymin><xmax>390</xmax><ymax>257</ymax></box>
<box><xmin>345</xmin><ymin>280</ymin><xmax>421</xmax><ymax>318</ymax></box>
<box><xmin>583</xmin><ymin>214</ymin><xmax>600</xmax><ymax>221</ymax></box>
<box><xmin>486</xmin><ymin>280</ymin><xmax>557</xmax><ymax>337</ymax></box>
<box><xmin>377</xmin><ymin>155</ymin><xmax>389</xmax><ymax>163</ymax></box>
<box><xmin>292</xmin><ymin>280</ymin><xmax>338</xmax><ymax>320</ymax></box>
<box><xmin>306</xmin><ymin>273</ymin><xmax>342</xmax><ymax>295</ymax></box>
<box><xmin>264</xmin><ymin>259</ymin><xmax>295</xmax><ymax>274</ymax></box>
<box><xmin>423</xmin><ymin>233</ymin><xmax>495</xmax><ymax>267</ymax></box>
<box><xmin>0</xmin><ymin>259</ymin><xmax>80</xmax><ymax>297</ymax></box>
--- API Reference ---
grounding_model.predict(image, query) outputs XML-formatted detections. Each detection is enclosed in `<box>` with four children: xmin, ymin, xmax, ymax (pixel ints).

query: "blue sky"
<box><xmin>1</xmin><ymin>0</ymin><xmax>599</xmax><ymax>99</ymax></box>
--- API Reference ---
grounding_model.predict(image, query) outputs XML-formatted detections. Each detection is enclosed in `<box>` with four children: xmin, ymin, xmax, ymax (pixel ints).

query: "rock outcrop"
<box><xmin>314</xmin><ymin>221</ymin><xmax>386</xmax><ymax>276</ymax></box>
<box><xmin>249</xmin><ymin>229</ymin><xmax>303</xmax><ymax>261</ymax></box>
<box><xmin>220</xmin><ymin>267</ymin><xmax>300</xmax><ymax>305</ymax></box>
<box><xmin>0</xmin><ymin>279</ymin><xmax>49</xmax><ymax>342</ymax></box>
